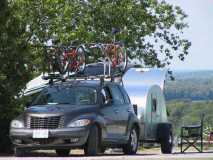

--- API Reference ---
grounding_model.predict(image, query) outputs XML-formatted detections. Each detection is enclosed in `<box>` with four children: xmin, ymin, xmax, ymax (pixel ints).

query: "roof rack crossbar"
<box><xmin>41</xmin><ymin>72</ymin><xmax>123</xmax><ymax>85</ymax></box>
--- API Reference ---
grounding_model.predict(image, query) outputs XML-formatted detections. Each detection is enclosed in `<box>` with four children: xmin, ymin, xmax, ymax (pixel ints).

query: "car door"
<box><xmin>118</xmin><ymin>85</ymin><xmax>134</xmax><ymax>137</ymax></box>
<box><xmin>100</xmin><ymin>86</ymin><xmax>119</xmax><ymax>139</ymax></box>
<box><xmin>109</xmin><ymin>84</ymin><xmax>128</xmax><ymax>138</ymax></box>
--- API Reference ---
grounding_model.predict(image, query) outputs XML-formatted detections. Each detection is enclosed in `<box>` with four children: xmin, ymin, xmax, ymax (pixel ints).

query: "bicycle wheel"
<box><xmin>75</xmin><ymin>46</ymin><xmax>86</xmax><ymax>74</ymax></box>
<box><xmin>110</xmin><ymin>45</ymin><xmax>127</xmax><ymax>73</ymax></box>
<box><xmin>55</xmin><ymin>50</ymin><xmax>67</xmax><ymax>74</ymax></box>
<box><xmin>117</xmin><ymin>46</ymin><xmax>128</xmax><ymax>72</ymax></box>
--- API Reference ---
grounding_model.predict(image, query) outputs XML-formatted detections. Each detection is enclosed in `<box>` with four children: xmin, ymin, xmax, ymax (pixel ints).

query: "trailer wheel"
<box><xmin>123</xmin><ymin>127</ymin><xmax>139</xmax><ymax>155</ymax></box>
<box><xmin>157</xmin><ymin>123</ymin><xmax>173</xmax><ymax>154</ymax></box>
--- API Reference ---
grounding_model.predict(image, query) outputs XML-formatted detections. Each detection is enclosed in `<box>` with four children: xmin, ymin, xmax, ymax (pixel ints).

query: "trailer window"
<box><xmin>152</xmin><ymin>98</ymin><xmax>157</xmax><ymax>112</ymax></box>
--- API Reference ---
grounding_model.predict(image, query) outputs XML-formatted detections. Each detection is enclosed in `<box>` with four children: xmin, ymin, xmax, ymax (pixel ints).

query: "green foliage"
<box><xmin>0</xmin><ymin>0</ymin><xmax>34</xmax><ymax>152</ymax></box>
<box><xmin>0</xmin><ymin>0</ymin><xmax>33</xmax><ymax>118</ymax></box>
<box><xmin>167</xmin><ymin>101</ymin><xmax>213</xmax><ymax>139</ymax></box>
<box><xmin>166</xmin><ymin>71</ymin><xmax>213</xmax><ymax>138</ymax></box>
<box><xmin>14</xmin><ymin>0</ymin><xmax>191</xmax><ymax>69</ymax></box>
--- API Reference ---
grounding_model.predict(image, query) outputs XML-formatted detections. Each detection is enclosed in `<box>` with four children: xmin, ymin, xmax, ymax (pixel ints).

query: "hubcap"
<box><xmin>131</xmin><ymin>129</ymin><xmax>138</xmax><ymax>151</ymax></box>
<box><xmin>169</xmin><ymin>133</ymin><xmax>173</xmax><ymax>144</ymax></box>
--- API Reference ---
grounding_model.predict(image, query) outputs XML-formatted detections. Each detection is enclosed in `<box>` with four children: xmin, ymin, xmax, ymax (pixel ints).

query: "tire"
<box><xmin>75</xmin><ymin>46</ymin><xmax>86</xmax><ymax>74</ymax></box>
<box><xmin>123</xmin><ymin>127</ymin><xmax>139</xmax><ymax>155</ymax></box>
<box><xmin>84</xmin><ymin>125</ymin><xmax>100</xmax><ymax>156</ymax></box>
<box><xmin>55</xmin><ymin>149</ymin><xmax>70</xmax><ymax>157</ymax></box>
<box><xmin>157</xmin><ymin>123</ymin><xmax>173</xmax><ymax>154</ymax></box>
<box><xmin>14</xmin><ymin>148</ymin><xmax>26</xmax><ymax>157</ymax></box>
<box><xmin>117</xmin><ymin>46</ymin><xmax>127</xmax><ymax>72</ymax></box>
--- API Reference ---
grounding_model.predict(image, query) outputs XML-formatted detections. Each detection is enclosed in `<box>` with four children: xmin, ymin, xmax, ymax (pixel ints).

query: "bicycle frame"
<box><xmin>104</xmin><ymin>44</ymin><xmax>124</xmax><ymax>68</ymax></box>
<box><xmin>64</xmin><ymin>48</ymin><xmax>78</xmax><ymax>71</ymax></box>
<box><xmin>89</xmin><ymin>42</ymin><xmax>125</xmax><ymax>77</ymax></box>
<box><xmin>89</xmin><ymin>43</ymin><xmax>111</xmax><ymax>76</ymax></box>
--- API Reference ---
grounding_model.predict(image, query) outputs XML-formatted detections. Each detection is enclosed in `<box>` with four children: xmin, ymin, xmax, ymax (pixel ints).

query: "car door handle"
<box><xmin>114</xmin><ymin>109</ymin><xmax>119</xmax><ymax>113</ymax></box>
<box><xmin>127</xmin><ymin>109</ymin><xmax>131</xmax><ymax>112</ymax></box>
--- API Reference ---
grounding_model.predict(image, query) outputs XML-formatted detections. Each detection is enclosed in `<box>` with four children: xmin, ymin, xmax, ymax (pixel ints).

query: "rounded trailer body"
<box><xmin>123</xmin><ymin>68</ymin><xmax>168</xmax><ymax>142</ymax></box>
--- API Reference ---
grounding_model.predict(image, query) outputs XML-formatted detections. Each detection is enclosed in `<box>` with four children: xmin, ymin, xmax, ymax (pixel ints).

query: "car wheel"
<box><xmin>55</xmin><ymin>149</ymin><xmax>70</xmax><ymax>157</ymax></box>
<box><xmin>14</xmin><ymin>148</ymin><xmax>26</xmax><ymax>157</ymax></box>
<box><xmin>84</xmin><ymin>125</ymin><xmax>100</xmax><ymax>156</ymax></box>
<box><xmin>123</xmin><ymin>127</ymin><xmax>138</xmax><ymax>155</ymax></box>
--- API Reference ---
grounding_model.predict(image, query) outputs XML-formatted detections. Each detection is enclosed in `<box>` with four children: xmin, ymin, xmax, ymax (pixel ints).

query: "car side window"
<box><xmin>110</xmin><ymin>85</ymin><xmax>125</xmax><ymax>105</ymax></box>
<box><xmin>101</xmin><ymin>87</ymin><xmax>112</xmax><ymax>105</ymax></box>
<box><xmin>119</xmin><ymin>86</ymin><xmax>131</xmax><ymax>104</ymax></box>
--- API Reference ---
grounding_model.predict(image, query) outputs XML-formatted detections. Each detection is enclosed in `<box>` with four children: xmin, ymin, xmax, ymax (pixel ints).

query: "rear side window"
<box><xmin>110</xmin><ymin>85</ymin><xmax>125</xmax><ymax>105</ymax></box>
<box><xmin>119</xmin><ymin>86</ymin><xmax>131</xmax><ymax>104</ymax></box>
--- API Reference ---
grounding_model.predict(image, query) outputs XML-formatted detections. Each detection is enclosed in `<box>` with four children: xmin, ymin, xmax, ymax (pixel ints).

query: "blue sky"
<box><xmin>167</xmin><ymin>0</ymin><xmax>213</xmax><ymax>70</ymax></box>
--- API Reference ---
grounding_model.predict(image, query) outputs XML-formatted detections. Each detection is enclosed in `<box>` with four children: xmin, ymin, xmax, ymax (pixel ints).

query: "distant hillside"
<box><xmin>173</xmin><ymin>70</ymin><xmax>213</xmax><ymax>80</ymax></box>
<box><xmin>165</xmin><ymin>70</ymin><xmax>213</xmax><ymax>101</ymax></box>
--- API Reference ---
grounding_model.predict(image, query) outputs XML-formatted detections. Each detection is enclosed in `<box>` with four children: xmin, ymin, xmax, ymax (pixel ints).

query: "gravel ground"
<box><xmin>1</xmin><ymin>148</ymin><xmax>213</xmax><ymax>160</ymax></box>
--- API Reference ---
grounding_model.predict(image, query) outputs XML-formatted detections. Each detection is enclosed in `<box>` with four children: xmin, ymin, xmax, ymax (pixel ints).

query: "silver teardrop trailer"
<box><xmin>123</xmin><ymin>68</ymin><xmax>172</xmax><ymax>153</ymax></box>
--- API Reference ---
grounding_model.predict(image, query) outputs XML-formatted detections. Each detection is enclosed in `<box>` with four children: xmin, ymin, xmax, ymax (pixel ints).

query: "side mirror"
<box><xmin>133</xmin><ymin>104</ymin><xmax>138</xmax><ymax>115</ymax></box>
<box><xmin>103</xmin><ymin>99</ymin><xmax>113</xmax><ymax>106</ymax></box>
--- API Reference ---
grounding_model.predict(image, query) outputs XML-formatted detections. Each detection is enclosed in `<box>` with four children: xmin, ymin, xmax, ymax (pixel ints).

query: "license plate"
<box><xmin>33</xmin><ymin>129</ymin><xmax>49</xmax><ymax>139</ymax></box>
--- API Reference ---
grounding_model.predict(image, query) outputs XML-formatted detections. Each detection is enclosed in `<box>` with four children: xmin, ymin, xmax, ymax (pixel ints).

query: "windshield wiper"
<box><xmin>47</xmin><ymin>102</ymin><xmax>70</xmax><ymax>105</ymax></box>
<box><xmin>57</xmin><ymin>102</ymin><xmax>70</xmax><ymax>105</ymax></box>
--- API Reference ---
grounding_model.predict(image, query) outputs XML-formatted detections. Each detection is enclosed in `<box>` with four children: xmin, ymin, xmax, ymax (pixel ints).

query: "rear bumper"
<box><xmin>10</xmin><ymin>127</ymin><xmax>89</xmax><ymax>149</ymax></box>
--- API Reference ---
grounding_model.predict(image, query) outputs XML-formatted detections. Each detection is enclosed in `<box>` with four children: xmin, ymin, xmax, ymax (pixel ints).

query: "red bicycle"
<box><xmin>104</xmin><ymin>43</ymin><xmax>127</xmax><ymax>71</ymax></box>
<box><xmin>61</xmin><ymin>45</ymin><xmax>86</xmax><ymax>75</ymax></box>
<box><xmin>44</xmin><ymin>45</ymin><xmax>86</xmax><ymax>75</ymax></box>
<box><xmin>88</xmin><ymin>29</ymin><xmax>127</xmax><ymax>76</ymax></box>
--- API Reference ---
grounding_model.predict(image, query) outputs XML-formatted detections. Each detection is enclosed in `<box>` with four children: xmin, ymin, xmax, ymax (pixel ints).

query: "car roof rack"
<box><xmin>41</xmin><ymin>62</ymin><xmax>125</xmax><ymax>86</ymax></box>
<box><xmin>41</xmin><ymin>72</ymin><xmax>124</xmax><ymax>87</ymax></box>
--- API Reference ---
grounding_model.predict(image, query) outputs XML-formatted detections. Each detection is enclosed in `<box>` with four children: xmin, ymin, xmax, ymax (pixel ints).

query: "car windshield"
<box><xmin>31</xmin><ymin>86</ymin><xmax>97</xmax><ymax>106</ymax></box>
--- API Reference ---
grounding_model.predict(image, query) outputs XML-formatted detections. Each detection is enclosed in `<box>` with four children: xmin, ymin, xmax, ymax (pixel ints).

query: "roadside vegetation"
<box><xmin>165</xmin><ymin>71</ymin><xmax>213</xmax><ymax>139</ymax></box>
<box><xmin>165</xmin><ymin>71</ymin><xmax>213</xmax><ymax>101</ymax></box>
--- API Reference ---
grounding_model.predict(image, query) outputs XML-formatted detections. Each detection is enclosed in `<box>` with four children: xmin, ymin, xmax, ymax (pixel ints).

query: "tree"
<box><xmin>0</xmin><ymin>0</ymin><xmax>33</xmax><ymax>152</ymax></box>
<box><xmin>15</xmin><ymin>0</ymin><xmax>191</xmax><ymax>70</ymax></box>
